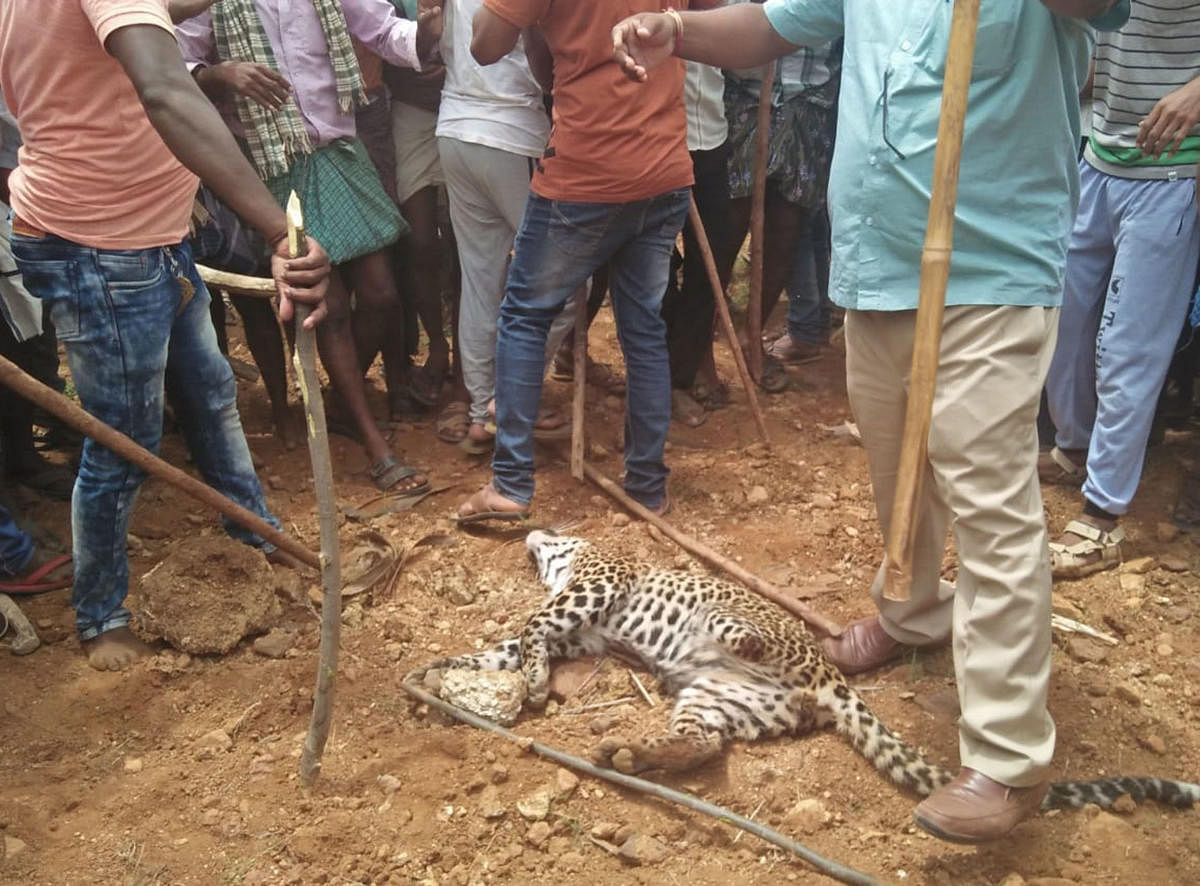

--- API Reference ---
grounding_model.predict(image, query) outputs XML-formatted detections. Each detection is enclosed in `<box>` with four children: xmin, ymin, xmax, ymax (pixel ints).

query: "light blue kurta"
<box><xmin>762</xmin><ymin>0</ymin><xmax>1131</xmax><ymax>311</ymax></box>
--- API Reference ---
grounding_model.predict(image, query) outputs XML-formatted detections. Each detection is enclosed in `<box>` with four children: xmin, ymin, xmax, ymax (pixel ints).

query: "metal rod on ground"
<box><xmin>401</xmin><ymin>679</ymin><xmax>879</xmax><ymax>886</ymax></box>
<box><xmin>0</xmin><ymin>355</ymin><xmax>319</xmax><ymax>568</ymax></box>
<box><xmin>196</xmin><ymin>264</ymin><xmax>276</xmax><ymax>298</ymax></box>
<box><xmin>747</xmin><ymin>61</ymin><xmax>776</xmax><ymax>385</ymax></box>
<box><xmin>688</xmin><ymin>196</ymin><xmax>769</xmax><ymax>446</ymax></box>
<box><xmin>881</xmin><ymin>0</ymin><xmax>980</xmax><ymax>603</ymax></box>
<box><xmin>582</xmin><ymin>462</ymin><xmax>842</xmax><ymax>637</ymax></box>
<box><xmin>290</xmin><ymin>192</ymin><xmax>343</xmax><ymax>787</ymax></box>
<box><xmin>570</xmin><ymin>286</ymin><xmax>587</xmax><ymax>482</ymax></box>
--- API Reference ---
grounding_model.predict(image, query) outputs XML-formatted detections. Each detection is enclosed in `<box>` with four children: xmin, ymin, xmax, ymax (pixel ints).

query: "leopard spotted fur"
<box><xmin>410</xmin><ymin>531</ymin><xmax>1199</xmax><ymax>812</ymax></box>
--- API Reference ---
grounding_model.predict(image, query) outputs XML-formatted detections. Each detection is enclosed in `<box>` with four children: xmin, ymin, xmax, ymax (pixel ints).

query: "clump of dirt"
<box><xmin>133</xmin><ymin>534</ymin><xmax>280</xmax><ymax>653</ymax></box>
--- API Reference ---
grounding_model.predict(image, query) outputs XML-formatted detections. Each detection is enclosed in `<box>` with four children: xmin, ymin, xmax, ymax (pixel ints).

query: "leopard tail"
<box><xmin>820</xmin><ymin>681</ymin><xmax>955</xmax><ymax>797</ymax></box>
<box><xmin>1044</xmin><ymin>777</ymin><xmax>1200</xmax><ymax>810</ymax></box>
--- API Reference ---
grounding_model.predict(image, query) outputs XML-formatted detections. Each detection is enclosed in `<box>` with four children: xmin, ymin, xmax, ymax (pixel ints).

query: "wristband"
<box><xmin>665</xmin><ymin>7</ymin><xmax>683</xmax><ymax>45</ymax></box>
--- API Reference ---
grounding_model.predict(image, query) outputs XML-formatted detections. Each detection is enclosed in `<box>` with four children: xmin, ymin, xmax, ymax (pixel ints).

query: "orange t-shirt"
<box><xmin>0</xmin><ymin>0</ymin><xmax>198</xmax><ymax>249</ymax></box>
<box><xmin>483</xmin><ymin>0</ymin><xmax>693</xmax><ymax>204</ymax></box>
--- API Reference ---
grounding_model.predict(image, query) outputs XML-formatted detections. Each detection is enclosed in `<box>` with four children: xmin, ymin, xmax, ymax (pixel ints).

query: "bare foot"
<box><xmin>84</xmin><ymin>627</ymin><xmax>152</xmax><ymax>671</ymax></box>
<box><xmin>456</xmin><ymin>483</ymin><xmax>528</xmax><ymax>520</ymax></box>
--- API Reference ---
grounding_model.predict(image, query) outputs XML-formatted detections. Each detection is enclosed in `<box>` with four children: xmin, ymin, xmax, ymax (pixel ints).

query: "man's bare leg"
<box><xmin>400</xmin><ymin>185</ymin><xmax>449</xmax><ymax>403</ymax></box>
<box><xmin>316</xmin><ymin>269</ymin><xmax>392</xmax><ymax>464</ymax></box>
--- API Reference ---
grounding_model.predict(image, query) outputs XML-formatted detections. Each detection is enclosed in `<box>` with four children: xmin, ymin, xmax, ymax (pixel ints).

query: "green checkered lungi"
<box><xmin>265</xmin><ymin>138</ymin><xmax>409</xmax><ymax>265</ymax></box>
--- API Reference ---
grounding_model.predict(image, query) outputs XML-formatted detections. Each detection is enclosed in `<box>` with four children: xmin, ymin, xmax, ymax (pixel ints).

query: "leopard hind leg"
<box><xmin>591</xmin><ymin>683</ymin><xmax>728</xmax><ymax>775</ymax></box>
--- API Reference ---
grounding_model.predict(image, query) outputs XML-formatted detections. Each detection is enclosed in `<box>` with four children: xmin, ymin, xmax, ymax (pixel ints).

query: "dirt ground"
<box><xmin>2</xmin><ymin>304</ymin><xmax>1199</xmax><ymax>886</ymax></box>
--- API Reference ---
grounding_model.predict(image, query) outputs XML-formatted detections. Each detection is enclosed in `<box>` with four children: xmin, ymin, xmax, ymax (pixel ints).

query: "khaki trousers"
<box><xmin>844</xmin><ymin>304</ymin><xmax>1058</xmax><ymax>787</ymax></box>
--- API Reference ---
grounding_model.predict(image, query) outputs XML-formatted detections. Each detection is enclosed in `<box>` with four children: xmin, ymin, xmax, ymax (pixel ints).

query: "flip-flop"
<box><xmin>368</xmin><ymin>455</ymin><xmax>431</xmax><ymax>495</ymax></box>
<box><xmin>436</xmin><ymin>400</ymin><xmax>471</xmax><ymax>444</ymax></box>
<box><xmin>0</xmin><ymin>552</ymin><xmax>72</xmax><ymax>594</ymax></box>
<box><xmin>458</xmin><ymin>434</ymin><xmax>493</xmax><ymax>456</ymax></box>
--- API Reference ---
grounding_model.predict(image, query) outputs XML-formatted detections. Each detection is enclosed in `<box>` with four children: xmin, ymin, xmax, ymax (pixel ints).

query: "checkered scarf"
<box><xmin>211</xmin><ymin>0</ymin><xmax>368</xmax><ymax>180</ymax></box>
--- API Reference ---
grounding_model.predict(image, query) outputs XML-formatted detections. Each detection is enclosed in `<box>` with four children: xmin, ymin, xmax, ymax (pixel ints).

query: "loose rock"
<box><xmin>439</xmin><ymin>668</ymin><xmax>527</xmax><ymax>727</ymax></box>
<box><xmin>525</xmin><ymin>821</ymin><xmax>552</xmax><ymax>849</ymax></box>
<box><xmin>1120</xmin><ymin>557</ymin><xmax>1156</xmax><ymax>575</ymax></box>
<box><xmin>252</xmin><ymin>629</ymin><xmax>295</xmax><ymax>659</ymax></box>
<box><xmin>196</xmin><ymin>728</ymin><xmax>233</xmax><ymax>751</ymax></box>
<box><xmin>478</xmin><ymin>785</ymin><xmax>506</xmax><ymax>820</ymax></box>
<box><xmin>1112</xmin><ymin>683</ymin><xmax>1143</xmax><ymax>706</ymax></box>
<box><xmin>1066</xmin><ymin>637</ymin><xmax>1109</xmax><ymax>664</ymax></box>
<box><xmin>3</xmin><ymin>836</ymin><xmax>27</xmax><ymax>859</ymax></box>
<box><xmin>123</xmin><ymin>757</ymin><xmax>143</xmax><ymax>774</ymax></box>
<box><xmin>377</xmin><ymin>774</ymin><xmax>402</xmax><ymax>795</ymax></box>
<box><xmin>746</xmin><ymin>486</ymin><xmax>769</xmax><ymax>504</ymax></box>
<box><xmin>784</xmin><ymin>798</ymin><xmax>831</xmax><ymax>835</ymax></box>
<box><xmin>1110</xmin><ymin>794</ymin><xmax>1137</xmax><ymax>814</ymax></box>
<box><xmin>555</xmin><ymin>768</ymin><xmax>580</xmax><ymax>798</ymax></box>
<box><xmin>998</xmin><ymin>875</ymin><xmax>1026</xmax><ymax>886</ymax></box>
<box><xmin>590</xmin><ymin>822</ymin><xmax>620</xmax><ymax>841</ymax></box>
<box><xmin>1139</xmin><ymin>734</ymin><xmax>1167</xmax><ymax>755</ymax></box>
<box><xmin>610</xmin><ymin>512</ymin><xmax>631</xmax><ymax>528</ymax></box>
<box><xmin>516</xmin><ymin>787</ymin><xmax>552</xmax><ymax>822</ymax></box>
<box><xmin>617</xmin><ymin>833</ymin><xmax>668</xmax><ymax>866</ymax></box>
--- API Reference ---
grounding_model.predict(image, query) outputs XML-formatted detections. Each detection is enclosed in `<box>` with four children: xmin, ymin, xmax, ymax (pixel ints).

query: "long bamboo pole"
<box><xmin>582</xmin><ymin>463</ymin><xmax>842</xmax><ymax>637</ymax></box>
<box><xmin>688</xmin><ymin>196</ymin><xmax>769</xmax><ymax>446</ymax></box>
<box><xmin>0</xmin><ymin>355</ymin><xmax>319</xmax><ymax>568</ymax></box>
<box><xmin>291</xmin><ymin>193</ymin><xmax>344</xmax><ymax>786</ymax></box>
<box><xmin>881</xmin><ymin>0</ymin><xmax>981</xmax><ymax>602</ymax></box>
<box><xmin>746</xmin><ymin>62</ymin><xmax>776</xmax><ymax>385</ymax></box>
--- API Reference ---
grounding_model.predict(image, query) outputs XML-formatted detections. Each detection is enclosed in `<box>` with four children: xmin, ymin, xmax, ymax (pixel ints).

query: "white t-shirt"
<box><xmin>434</xmin><ymin>0</ymin><xmax>550</xmax><ymax>158</ymax></box>
<box><xmin>684</xmin><ymin>62</ymin><xmax>726</xmax><ymax>153</ymax></box>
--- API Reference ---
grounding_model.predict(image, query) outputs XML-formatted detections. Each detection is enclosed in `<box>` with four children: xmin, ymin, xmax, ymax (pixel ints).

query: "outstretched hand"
<box><xmin>611</xmin><ymin>13</ymin><xmax>678</xmax><ymax>83</ymax></box>
<box><xmin>270</xmin><ymin>235</ymin><xmax>331</xmax><ymax>329</ymax></box>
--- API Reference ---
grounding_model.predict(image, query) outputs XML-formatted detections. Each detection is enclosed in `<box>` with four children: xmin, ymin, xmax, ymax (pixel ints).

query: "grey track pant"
<box><xmin>438</xmin><ymin>136</ymin><xmax>577</xmax><ymax>425</ymax></box>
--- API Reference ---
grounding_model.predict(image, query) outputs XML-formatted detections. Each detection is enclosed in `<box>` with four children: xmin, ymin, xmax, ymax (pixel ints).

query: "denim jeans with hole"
<box><xmin>12</xmin><ymin>234</ymin><xmax>281</xmax><ymax>640</ymax></box>
<box><xmin>494</xmin><ymin>188</ymin><xmax>690</xmax><ymax>510</ymax></box>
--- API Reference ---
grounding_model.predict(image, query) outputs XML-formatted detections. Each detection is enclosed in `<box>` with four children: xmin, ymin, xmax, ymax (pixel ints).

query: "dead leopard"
<box><xmin>409</xmin><ymin>531</ymin><xmax>1199</xmax><ymax>813</ymax></box>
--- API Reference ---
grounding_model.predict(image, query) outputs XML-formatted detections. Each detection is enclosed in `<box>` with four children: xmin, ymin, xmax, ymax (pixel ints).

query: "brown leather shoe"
<box><xmin>820</xmin><ymin>615</ymin><xmax>903</xmax><ymax>674</ymax></box>
<box><xmin>913</xmin><ymin>768</ymin><xmax>1049</xmax><ymax>844</ymax></box>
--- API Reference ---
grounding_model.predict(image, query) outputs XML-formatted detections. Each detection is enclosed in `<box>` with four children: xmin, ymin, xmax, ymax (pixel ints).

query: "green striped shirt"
<box><xmin>1086</xmin><ymin>0</ymin><xmax>1200</xmax><ymax>180</ymax></box>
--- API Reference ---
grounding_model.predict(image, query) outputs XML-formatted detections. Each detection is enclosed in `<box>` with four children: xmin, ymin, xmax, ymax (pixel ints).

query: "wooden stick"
<box><xmin>628</xmin><ymin>668</ymin><xmax>656</xmax><ymax>707</ymax></box>
<box><xmin>882</xmin><ymin>0</ymin><xmax>980</xmax><ymax>602</ymax></box>
<box><xmin>196</xmin><ymin>264</ymin><xmax>276</xmax><ymax>298</ymax></box>
<box><xmin>582</xmin><ymin>463</ymin><xmax>842</xmax><ymax>637</ymax></box>
<box><xmin>0</xmin><ymin>355</ymin><xmax>319</xmax><ymax>569</ymax></box>
<box><xmin>291</xmin><ymin>193</ymin><xmax>343</xmax><ymax>787</ymax></box>
<box><xmin>746</xmin><ymin>62</ymin><xmax>775</xmax><ymax>385</ymax></box>
<box><xmin>688</xmin><ymin>196</ymin><xmax>770</xmax><ymax>446</ymax></box>
<box><xmin>570</xmin><ymin>285</ymin><xmax>587</xmax><ymax>482</ymax></box>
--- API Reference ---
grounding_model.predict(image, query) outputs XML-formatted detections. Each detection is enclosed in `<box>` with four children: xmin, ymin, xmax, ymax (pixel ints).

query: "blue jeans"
<box><xmin>785</xmin><ymin>209</ymin><xmax>832</xmax><ymax>345</ymax></box>
<box><xmin>0</xmin><ymin>502</ymin><xmax>34</xmax><ymax>575</ymax></box>
<box><xmin>495</xmin><ymin>188</ymin><xmax>690</xmax><ymax>509</ymax></box>
<box><xmin>12</xmin><ymin>234</ymin><xmax>281</xmax><ymax>640</ymax></box>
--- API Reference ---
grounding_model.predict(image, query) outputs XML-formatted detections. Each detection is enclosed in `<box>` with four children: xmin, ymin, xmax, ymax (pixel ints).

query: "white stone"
<box><xmin>438</xmin><ymin>668</ymin><xmax>527</xmax><ymax>727</ymax></box>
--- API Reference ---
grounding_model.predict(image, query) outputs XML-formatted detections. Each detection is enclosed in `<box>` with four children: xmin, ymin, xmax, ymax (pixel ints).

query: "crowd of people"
<box><xmin>1</xmin><ymin>0</ymin><xmax>1197</xmax><ymax>850</ymax></box>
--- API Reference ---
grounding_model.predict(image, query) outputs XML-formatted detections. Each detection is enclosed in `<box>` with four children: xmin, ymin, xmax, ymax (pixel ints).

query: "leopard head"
<box><xmin>525</xmin><ymin>530</ymin><xmax>589</xmax><ymax>595</ymax></box>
